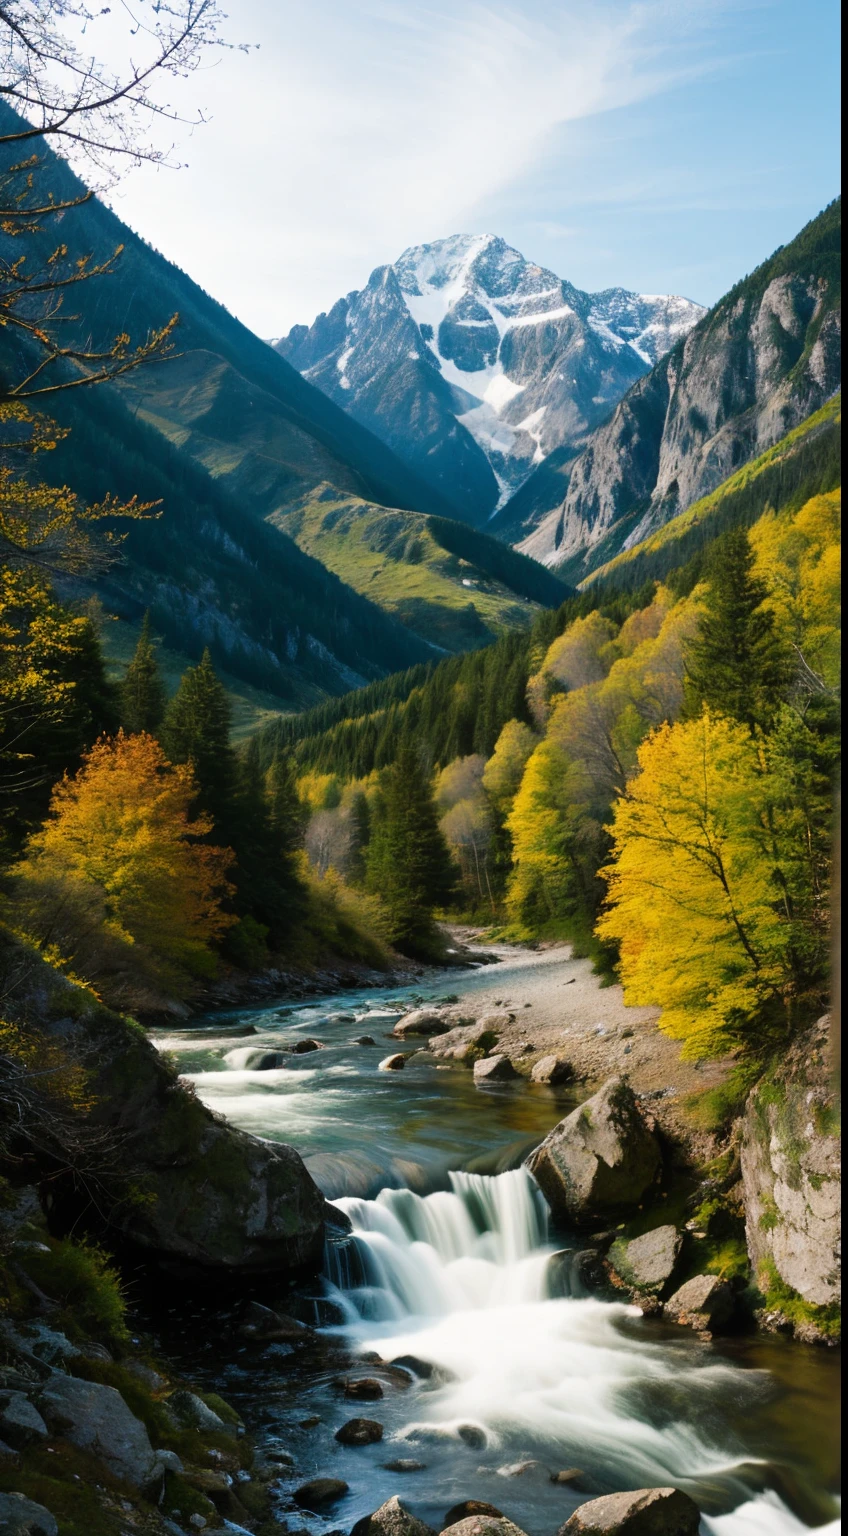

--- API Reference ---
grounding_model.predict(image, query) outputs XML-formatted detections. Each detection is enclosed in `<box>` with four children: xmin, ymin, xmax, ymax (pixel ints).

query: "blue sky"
<box><xmin>106</xmin><ymin>0</ymin><xmax>841</xmax><ymax>335</ymax></box>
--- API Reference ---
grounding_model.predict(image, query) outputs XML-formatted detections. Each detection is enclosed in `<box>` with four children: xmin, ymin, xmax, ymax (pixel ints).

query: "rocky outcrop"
<box><xmin>741</xmin><ymin>1017</ymin><xmax>840</xmax><ymax>1327</ymax></box>
<box><xmin>527</xmin><ymin>1078</ymin><xmax>661</xmax><ymax>1225</ymax></box>
<box><xmin>562</xmin><ymin>1488</ymin><xmax>700</xmax><ymax>1535</ymax></box>
<box><xmin>517</xmin><ymin>199</ymin><xmax>841</xmax><ymax>579</ymax></box>
<box><xmin>663</xmin><ymin>1274</ymin><xmax>735</xmax><ymax>1334</ymax></box>
<box><xmin>607</xmin><ymin>1225</ymin><xmax>682</xmax><ymax>1296</ymax></box>
<box><xmin>38</xmin><ymin>1374</ymin><xmax>163</xmax><ymax>1490</ymax></box>
<box><xmin>5</xmin><ymin>939</ymin><xmax>326</xmax><ymax>1276</ymax></box>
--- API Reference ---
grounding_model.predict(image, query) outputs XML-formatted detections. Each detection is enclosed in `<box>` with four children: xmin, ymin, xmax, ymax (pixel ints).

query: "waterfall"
<box><xmin>322</xmin><ymin>1168</ymin><xmax>840</xmax><ymax>1535</ymax></box>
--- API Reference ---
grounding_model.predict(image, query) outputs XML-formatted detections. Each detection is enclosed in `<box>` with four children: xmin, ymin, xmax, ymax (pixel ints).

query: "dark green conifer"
<box><xmin>683</xmin><ymin>527</ymin><xmax>792</xmax><ymax>731</ymax></box>
<box><xmin>366</xmin><ymin>741</ymin><xmax>455</xmax><ymax>957</ymax></box>
<box><xmin>161</xmin><ymin>648</ymin><xmax>238</xmax><ymax>836</ymax></box>
<box><xmin>120</xmin><ymin>612</ymin><xmax>166</xmax><ymax>735</ymax></box>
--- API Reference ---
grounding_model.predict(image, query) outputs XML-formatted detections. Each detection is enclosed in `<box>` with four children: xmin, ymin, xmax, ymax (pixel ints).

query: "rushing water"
<box><xmin>153</xmin><ymin>949</ymin><xmax>841</xmax><ymax>1536</ymax></box>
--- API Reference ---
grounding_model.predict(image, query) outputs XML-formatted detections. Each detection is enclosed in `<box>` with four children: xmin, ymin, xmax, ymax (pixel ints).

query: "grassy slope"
<box><xmin>274</xmin><ymin>489</ymin><xmax>557</xmax><ymax>652</ymax></box>
<box><xmin>583</xmin><ymin>395</ymin><xmax>842</xmax><ymax>589</ymax></box>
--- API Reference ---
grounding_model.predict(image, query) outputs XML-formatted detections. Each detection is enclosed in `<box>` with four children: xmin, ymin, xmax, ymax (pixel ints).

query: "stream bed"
<box><xmin>150</xmin><ymin>948</ymin><xmax>841</xmax><ymax>1536</ymax></box>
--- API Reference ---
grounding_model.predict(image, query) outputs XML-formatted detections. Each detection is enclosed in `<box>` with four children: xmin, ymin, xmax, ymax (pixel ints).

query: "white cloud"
<box><xmin>103</xmin><ymin>0</ymin><xmax>730</xmax><ymax>334</ymax></box>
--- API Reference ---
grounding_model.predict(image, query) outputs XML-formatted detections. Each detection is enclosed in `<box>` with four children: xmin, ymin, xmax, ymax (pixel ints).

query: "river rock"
<box><xmin>561</xmin><ymin>1487</ymin><xmax>700</xmax><ymax>1534</ymax></box>
<box><xmin>443</xmin><ymin>1519</ymin><xmax>529</xmax><ymax>1536</ymax></box>
<box><xmin>382</xmin><ymin>1458</ymin><xmax>427</xmax><ymax>1472</ymax></box>
<box><xmin>293</xmin><ymin>1477</ymin><xmax>349</xmax><ymax>1508</ymax></box>
<box><xmin>0</xmin><ymin>1391</ymin><xmax>48</xmax><ymax>1447</ymax></box>
<box><xmin>474</xmin><ymin>1055</ymin><xmax>518</xmax><ymax>1084</ymax></box>
<box><xmin>290</xmin><ymin>1038</ymin><xmax>323</xmax><ymax>1053</ymax></box>
<box><xmin>0</xmin><ymin>1494</ymin><xmax>58</xmax><ymax>1536</ymax></box>
<box><xmin>338</xmin><ymin>1376</ymin><xmax>384</xmax><ymax>1399</ymax></box>
<box><xmin>393</xmin><ymin>1010</ymin><xmax>450</xmax><ymax>1037</ymax></box>
<box><xmin>663</xmin><ymin>1274</ymin><xmax>735</xmax><ymax>1333</ymax></box>
<box><xmin>39</xmin><ymin>1374</ymin><xmax>162</xmax><ymax>1489</ymax></box>
<box><xmin>335</xmin><ymin>1416</ymin><xmax>383</xmax><ymax>1445</ymax></box>
<box><xmin>355</xmin><ymin>1035</ymin><xmax>377</xmax><ymax>1046</ymax></box>
<box><xmin>352</xmin><ymin>1494</ymin><xmax>436</xmax><ymax>1536</ymax></box>
<box><xmin>166</xmin><ymin>1390</ymin><xmax>229</xmax><ymax>1433</ymax></box>
<box><xmin>531</xmin><ymin>1055</ymin><xmax>574</xmax><ymax>1085</ymax></box>
<box><xmin>607</xmin><ymin>1226</ymin><xmax>682</xmax><ymax>1295</ymax></box>
<box><xmin>379</xmin><ymin>1053</ymin><xmax>406</xmax><ymax>1071</ymax></box>
<box><xmin>429</xmin><ymin>1021</ymin><xmax>499</xmax><ymax>1062</ymax></box>
<box><xmin>527</xmin><ymin>1078</ymin><xmax>661</xmax><ymax>1225</ymax></box>
<box><xmin>238</xmin><ymin>1301</ymin><xmax>312</xmax><ymax>1342</ymax></box>
<box><xmin>740</xmin><ymin>1016</ymin><xmax>840</xmax><ymax>1323</ymax></box>
<box><xmin>443</xmin><ymin>1504</ymin><xmax>505</xmax><ymax>1526</ymax></box>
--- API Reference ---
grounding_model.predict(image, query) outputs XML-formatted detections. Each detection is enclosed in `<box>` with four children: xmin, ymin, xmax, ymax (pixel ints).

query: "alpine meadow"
<box><xmin>0</xmin><ymin>6</ymin><xmax>841</xmax><ymax>1536</ymax></box>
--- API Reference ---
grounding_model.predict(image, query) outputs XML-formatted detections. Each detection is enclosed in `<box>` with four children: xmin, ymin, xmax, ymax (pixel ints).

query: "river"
<box><xmin>151</xmin><ymin>946</ymin><xmax>841</xmax><ymax>1536</ymax></box>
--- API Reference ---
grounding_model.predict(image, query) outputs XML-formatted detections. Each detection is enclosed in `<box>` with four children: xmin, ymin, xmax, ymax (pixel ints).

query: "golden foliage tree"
<box><xmin>596</xmin><ymin>712</ymin><xmax>830</xmax><ymax>1059</ymax></box>
<box><xmin>16</xmin><ymin>731</ymin><xmax>235</xmax><ymax>1006</ymax></box>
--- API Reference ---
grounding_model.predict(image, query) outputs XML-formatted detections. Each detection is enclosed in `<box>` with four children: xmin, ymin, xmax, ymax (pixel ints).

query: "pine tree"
<box><xmin>684</xmin><ymin>527</ymin><xmax>792</xmax><ymax>731</ymax></box>
<box><xmin>161</xmin><ymin>649</ymin><xmax>238</xmax><ymax>837</ymax></box>
<box><xmin>120</xmin><ymin>612</ymin><xmax>166</xmax><ymax>735</ymax></box>
<box><xmin>229</xmin><ymin>739</ymin><xmax>307</xmax><ymax>953</ymax></box>
<box><xmin>366</xmin><ymin>742</ymin><xmax>455</xmax><ymax>957</ymax></box>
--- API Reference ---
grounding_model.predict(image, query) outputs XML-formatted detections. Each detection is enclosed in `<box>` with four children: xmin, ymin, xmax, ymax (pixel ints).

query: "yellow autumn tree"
<box><xmin>597</xmin><ymin>712</ymin><xmax>824</xmax><ymax>1059</ymax></box>
<box><xmin>15</xmin><ymin>732</ymin><xmax>235</xmax><ymax>1007</ymax></box>
<box><xmin>749</xmin><ymin>489</ymin><xmax>841</xmax><ymax>689</ymax></box>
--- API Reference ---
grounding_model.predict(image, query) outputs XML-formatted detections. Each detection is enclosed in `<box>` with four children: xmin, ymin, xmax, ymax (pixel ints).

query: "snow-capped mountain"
<box><xmin>274</xmin><ymin>235</ymin><xmax>704</xmax><ymax>525</ymax></box>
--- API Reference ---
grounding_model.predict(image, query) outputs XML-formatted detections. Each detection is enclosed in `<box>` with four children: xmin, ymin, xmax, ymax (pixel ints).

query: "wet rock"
<box><xmin>561</xmin><ymin>1487</ymin><xmax>700</xmax><ymax>1534</ymax></box>
<box><xmin>457</xmin><ymin>1423</ymin><xmax>487</xmax><ymax>1448</ymax></box>
<box><xmin>389</xmin><ymin>1354</ymin><xmax>456</xmax><ymax>1384</ymax></box>
<box><xmin>290</xmin><ymin>1038</ymin><xmax>323</xmax><ymax>1053</ymax></box>
<box><xmin>355</xmin><ymin>1035</ymin><xmax>377</xmax><ymax>1046</ymax></box>
<box><xmin>443</xmin><ymin>1505</ymin><xmax>505</xmax><ymax>1527</ymax></box>
<box><xmin>607</xmin><ymin>1226</ymin><xmax>682</xmax><ymax>1295</ymax></box>
<box><xmin>39</xmin><ymin>1374</ymin><xmax>162</xmax><ymax>1490</ymax></box>
<box><xmin>527</xmin><ymin>1078</ymin><xmax>661</xmax><ymax>1226</ymax></box>
<box><xmin>352</xmin><ymin>1496</ymin><xmax>435</xmax><ymax>1536</ymax></box>
<box><xmin>335</xmin><ymin>1416</ymin><xmax>383</xmax><ymax>1445</ymax></box>
<box><xmin>531</xmin><ymin>1055</ymin><xmax>574</xmax><ymax>1085</ymax></box>
<box><xmin>293</xmin><ymin>1477</ymin><xmax>349</xmax><ymax>1509</ymax></box>
<box><xmin>497</xmin><ymin>1459</ymin><xmax>546</xmax><ymax>1477</ymax></box>
<box><xmin>0</xmin><ymin>1494</ymin><xmax>58</xmax><ymax>1536</ymax></box>
<box><xmin>363</xmin><ymin>1012</ymin><xmax>403</xmax><ymax>1027</ymax></box>
<box><xmin>237</xmin><ymin>1301</ymin><xmax>312</xmax><ymax>1342</ymax></box>
<box><xmin>379</xmin><ymin>1053</ymin><xmax>407</xmax><ymax>1071</ymax></box>
<box><xmin>442</xmin><ymin>1519</ymin><xmax>528</xmax><ymax>1536</ymax></box>
<box><xmin>382</xmin><ymin>1458</ymin><xmax>427</xmax><ymax>1472</ymax></box>
<box><xmin>0</xmin><ymin>1391</ymin><xmax>48</xmax><ymax>1447</ymax></box>
<box><xmin>393</xmin><ymin>1010</ymin><xmax>450</xmax><ymax>1038</ymax></box>
<box><xmin>337</xmin><ymin>1376</ymin><xmax>384</xmax><ymax>1399</ymax></box>
<box><xmin>473</xmin><ymin>1055</ymin><xmax>518</xmax><ymax>1084</ymax></box>
<box><xmin>552</xmin><ymin>1468</ymin><xmax>584</xmax><ymax>1484</ymax></box>
<box><xmin>663</xmin><ymin>1274</ymin><xmax>735</xmax><ymax>1333</ymax></box>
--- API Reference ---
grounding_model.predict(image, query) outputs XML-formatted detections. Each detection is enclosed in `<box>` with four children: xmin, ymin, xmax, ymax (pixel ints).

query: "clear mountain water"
<box><xmin>152</xmin><ymin>951</ymin><xmax>840</xmax><ymax>1536</ymax></box>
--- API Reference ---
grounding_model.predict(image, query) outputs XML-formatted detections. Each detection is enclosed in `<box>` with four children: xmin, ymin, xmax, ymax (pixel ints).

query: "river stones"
<box><xmin>443</xmin><ymin>1505</ymin><xmax>505</xmax><ymax>1527</ymax></box>
<box><xmin>352</xmin><ymin>1494</ymin><xmax>436</xmax><ymax>1536</ymax></box>
<box><xmin>379</xmin><ymin>1053</ymin><xmax>406</xmax><ymax>1071</ymax></box>
<box><xmin>335</xmin><ymin>1417</ymin><xmax>383</xmax><ymax>1445</ymax></box>
<box><xmin>237</xmin><ymin>1301</ymin><xmax>313</xmax><ymax>1342</ymax></box>
<box><xmin>290</xmin><ymin>1038</ymin><xmax>323</xmax><ymax>1053</ymax></box>
<box><xmin>531</xmin><ymin>1054</ymin><xmax>574</xmax><ymax>1085</ymax></box>
<box><xmin>607</xmin><ymin>1226</ymin><xmax>682</xmax><ymax>1296</ymax></box>
<box><xmin>431</xmin><ymin>1021</ymin><xmax>499</xmax><ymax>1061</ymax></box>
<box><xmin>527</xmin><ymin>1077</ymin><xmax>661</xmax><ymax>1226</ymax></box>
<box><xmin>663</xmin><ymin>1274</ymin><xmax>735</xmax><ymax>1333</ymax></box>
<box><xmin>355</xmin><ymin>1035</ymin><xmax>377</xmax><ymax>1045</ymax></box>
<box><xmin>561</xmin><ymin>1487</ymin><xmax>700</xmax><ymax>1535</ymax></box>
<box><xmin>393</xmin><ymin>1010</ymin><xmax>450</xmax><ymax>1037</ymax></box>
<box><xmin>293</xmin><ymin>1476</ymin><xmax>349</xmax><ymax>1509</ymax></box>
<box><xmin>336</xmin><ymin>1376</ymin><xmax>384</xmax><ymax>1399</ymax></box>
<box><xmin>474</xmin><ymin>1055</ymin><xmax>518</xmax><ymax>1084</ymax></box>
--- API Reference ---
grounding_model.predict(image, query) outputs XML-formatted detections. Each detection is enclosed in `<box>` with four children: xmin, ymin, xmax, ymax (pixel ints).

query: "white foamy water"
<box><xmin>326</xmin><ymin>1169</ymin><xmax>839</xmax><ymax>1534</ymax></box>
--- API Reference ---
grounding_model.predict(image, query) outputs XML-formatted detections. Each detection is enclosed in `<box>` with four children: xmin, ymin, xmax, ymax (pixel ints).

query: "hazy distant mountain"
<box><xmin>513</xmin><ymin>200</ymin><xmax>842</xmax><ymax>583</ymax></box>
<box><xmin>274</xmin><ymin>235</ymin><xmax>704</xmax><ymax>524</ymax></box>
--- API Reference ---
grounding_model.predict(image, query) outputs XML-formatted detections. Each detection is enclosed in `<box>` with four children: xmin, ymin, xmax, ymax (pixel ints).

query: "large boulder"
<box><xmin>293</xmin><ymin>1477</ymin><xmax>349</xmax><ymax>1509</ymax></box>
<box><xmin>561</xmin><ymin>1488</ymin><xmax>700</xmax><ymax>1535</ymax></box>
<box><xmin>473</xmin><ymin>1055</ymin><xmax>518</xmax><ymax>1084</ymax></box>
<box><xmin>443</xmin><ymin>1519</ymin><xmax>528</xmax><ymax>1536</ymax></box>
<box><xmin>38</xmin><ymin>1374</ymin><xmax>162</xmax><ymax>1490</ymax></box>
<box><xmin>0</xmin><ymin>1494</ymin><xmax>58</xmax><ymax>1536</ymax></box>
<box><xmin>663</xmin><ymin>1274</ymin><xmax>734</xmax><ymax>1333</ymax></box>
<box><xmin>430</xmin><ymin>1021</ymin><xmax>500</xmax><ymax>1061</ymax></box>
<box><xmin>9</xmin><ymin>943</ymin><xmax>326</xmax><ymax>1276</ymax></box>
<box><xmin>527</xmin><ymin>1078</ymin><xmax>661</xmax><ymax>1225</ymax></box>
<box><xmin>0</xmin><ymin>1392</ymin><xmax>48</xmax><ymax>1448</ymax></box>
<box><xmin>352</xmin><ymin>1494</ymin><xmax>436</xmax><ymax>1536</ymax></box>
<box><xmin>393</xmin><ymin>1010</ymin><xmax>450</xmax><ymax>1037</ymax></box>
<box><xmin>607</xmin><ymin>1226</ymin><xmax>682</xmax><ymax>1296</ymax></box>
<box><xmin>531</xmin><ymin>1055</ymin><xmax>574</xmax><ymax>1085</ymax></box>
<box><xmin>740</xmin><ymin>1017</ymin><xmax>840</xmax><ymax>1317</ymax></box>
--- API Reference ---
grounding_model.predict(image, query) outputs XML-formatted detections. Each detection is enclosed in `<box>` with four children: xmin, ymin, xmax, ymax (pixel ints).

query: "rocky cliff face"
<box><xmin>516</xmin><ymin>199</ymin><xmax>841</xmax><ymax>580</ymax></box>
<box><xmin>741</xmin><ymin>1017</ymin><xmax>840</xmax><ymax>1333</ymax></box>
<box><xmin>275</xmin><ymin>235</ymin><xmax>703</xmax><ymax>524</ymax></box>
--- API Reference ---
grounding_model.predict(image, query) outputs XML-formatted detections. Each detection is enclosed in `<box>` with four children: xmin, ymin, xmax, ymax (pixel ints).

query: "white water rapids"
<box><xmin>323</xmin><ymin>1169</ymin><xmax>839</xmax><ymax>1534</ymax></box>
